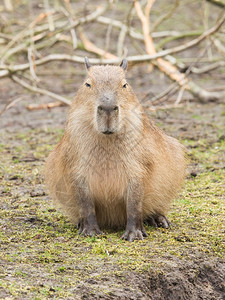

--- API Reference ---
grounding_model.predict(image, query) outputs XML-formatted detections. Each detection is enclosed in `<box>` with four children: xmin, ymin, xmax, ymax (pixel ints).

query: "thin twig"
<box><xmin>175</xmin><ymin>85</ymin><xmax>185</xmax><ymax>105</ymax></box>
<box><xmin>28</xmin><ymin>48</ymin><xmax>40</xmax><ymax>82</ymax></box>
<box><xmin>60</xmin><ymin>6</ymin><xmax>77</xmax><ymax>49</ymax></box>
<box><xmin>117</xmin><ymin>3</ymin><xmax>134</xmax><ymax>57</ymax></box>
<box><xmin>117</xmin><ymin>24</ymin><xmax>128</xmax><ymax>57</ymax></box>
<box><xmin>3</xmin><ymin>0</ymin><xmax>13</xmax><ymax>12</ymax></box>
<box><xmin>105</xmin><ymin>1</ymin><xmax>118</xmax><ymax>53</ymax></box>
<box><xmin>213</xmin><ymin>38</ymin><xmax>225</xmax><ymax>54</ymax></box>
<box><xmin>203</xmin><ymin>1</ymin><xmax>213</xmax><ymax>59</ymax></box>
<box><xmin>0</xmin><ymin>33</ymin><xmax>14</xmax><ymax>40</ymax></box>
<box><xmin>207</xmin><ymin>86</ymin><xmax>225</xmax><ymax>92</ymax></box>
<box><xmin>44</xmin><ymin>0</ymin><xmax>55</xmax><ymax>31</ymax></box>
<box><xmin>156</xmin><ymin>30</ymin><xmax>203</xmax><ymax>50</ymax></box>
<box><xmin>0</xmin><ymin>97</ymin><xmax>23</xmax><ymax>116</ymax></box>
<box><xmin>191</xmin><ymin>61</ymin><xmax>225</xmax><ymax>74</ymax></box>
<box><xmin>151</xmin><ymin>0</ymin><xmax>180</xmax><ymax>33</ymax></box>
<box><xmin>11</xmin><ymin>75</ymin><xmax>72</xmax><ymax>105</ymax></box>
<box><xmin>67</xmin><ymin>4</ymin><xmax>110</xmax><ymax>33</ymax></box>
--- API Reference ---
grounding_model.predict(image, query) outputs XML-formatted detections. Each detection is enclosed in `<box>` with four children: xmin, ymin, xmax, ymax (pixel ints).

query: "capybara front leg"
<box><xmin>75</xmin><ymin>178</ymin><xmax>102</xmax><ymax>237</ymax></box>
<box><xmin>122</xmin><ymin>180</ymin><xmax>147</xmax><ymax>242</ymax></box>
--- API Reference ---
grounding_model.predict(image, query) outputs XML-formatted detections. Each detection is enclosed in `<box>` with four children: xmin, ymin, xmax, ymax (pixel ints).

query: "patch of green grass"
<box><xmin>191</xmin><ymin>114</ymin><xmax>204</xmax><ymax>120</ymax></box>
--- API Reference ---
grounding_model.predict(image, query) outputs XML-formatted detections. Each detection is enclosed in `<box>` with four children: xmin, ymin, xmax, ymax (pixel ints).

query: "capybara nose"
<box><xmin>98</xmin><ymin>105</ymin><xmax>118</xmax><ymax>114</ymax></box>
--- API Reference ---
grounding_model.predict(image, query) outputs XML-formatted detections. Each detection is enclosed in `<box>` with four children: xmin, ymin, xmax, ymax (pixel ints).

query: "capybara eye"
<box><xmin>85</xmin><ymin>82</ymin><xmax>91</xmax><ymax>88</ymax></box>
<box><xmin>113</xmin><ymin>106</ymin><xmax>118</xmax><ymax>111</ymax></box>
<box><xmin>123</xmin><ymin>83</ymin><xmax>127</xmax><ymax>89</ymax></box>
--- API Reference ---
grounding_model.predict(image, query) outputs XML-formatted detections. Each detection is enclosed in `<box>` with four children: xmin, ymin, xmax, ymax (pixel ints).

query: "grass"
<box><xmin>0</xmin><ymin>128</ymin><xmax>224</xmax><ymax>298</ymax></box>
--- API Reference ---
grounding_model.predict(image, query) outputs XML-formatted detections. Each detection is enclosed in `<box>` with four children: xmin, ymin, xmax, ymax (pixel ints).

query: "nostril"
<box><xmin>98</xmin><ymin>105</ymin><xmax>118</xmax><ymax>113</ymax></box>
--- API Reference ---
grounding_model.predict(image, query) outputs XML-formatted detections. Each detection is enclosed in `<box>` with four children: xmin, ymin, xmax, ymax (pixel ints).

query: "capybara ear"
<box><xmin>120</xmin><ymin>58</ymin><xmax>128</xmax><ymax>71</ymax></box>
<box><xmin>84</xmin><ymin>57</ymin><xmax>91</xmax><ymax>70</ymax></box>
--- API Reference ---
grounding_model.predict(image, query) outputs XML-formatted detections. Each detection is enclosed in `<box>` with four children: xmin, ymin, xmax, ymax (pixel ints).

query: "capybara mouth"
<box><xmin>102</xmin><ymin>130</ymin><xmax>114</xmax><ymax>135</ymax></box>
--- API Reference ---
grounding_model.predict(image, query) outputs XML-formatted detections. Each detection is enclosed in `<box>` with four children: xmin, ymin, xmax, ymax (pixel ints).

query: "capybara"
<box><xmin>45</xmin><ymin>58</ymin><xmax>186</xmax><ymax>241</ymax></box>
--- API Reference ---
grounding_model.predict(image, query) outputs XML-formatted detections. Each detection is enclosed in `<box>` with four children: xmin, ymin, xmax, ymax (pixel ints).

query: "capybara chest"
<box><xmin>86</xmin><ymin>158</ymin><xmax>128</xmax><ymax>202</ymax></box>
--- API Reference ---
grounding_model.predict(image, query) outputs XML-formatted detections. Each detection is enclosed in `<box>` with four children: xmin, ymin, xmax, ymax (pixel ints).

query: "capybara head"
<box><xmin>81</xmin><ymin>58</ymin><xmax>140</xmax><ymax>135</ymax></box>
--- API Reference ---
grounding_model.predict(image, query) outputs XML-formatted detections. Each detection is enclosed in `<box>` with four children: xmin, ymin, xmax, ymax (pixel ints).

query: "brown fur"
<box><xmin>45</xmin><ymin>63</ymin><xmax>186</xmax><ymax>240</ymax></box>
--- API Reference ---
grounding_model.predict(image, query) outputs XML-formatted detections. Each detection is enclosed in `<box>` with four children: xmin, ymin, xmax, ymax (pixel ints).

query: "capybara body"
<box><xmin>45</xmin><ymin>59</ymin><xmax>186</xmax><ymax>241</ymax></box>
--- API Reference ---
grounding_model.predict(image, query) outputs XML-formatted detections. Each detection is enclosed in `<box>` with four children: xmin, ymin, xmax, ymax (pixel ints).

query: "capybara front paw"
<box><xmin>78</xmin><ymin>218</ymin><xmax>102</xmax><ymax>237</ymax></box>
<box><xmin>78</xmin><ymin>224</ymin><xmax>102</xmax><ymax>237</ymax></box>
<box><xmin>121</xmin><ymin>227</ymin><xmax>147</xmax><ymax>242</ymax></box>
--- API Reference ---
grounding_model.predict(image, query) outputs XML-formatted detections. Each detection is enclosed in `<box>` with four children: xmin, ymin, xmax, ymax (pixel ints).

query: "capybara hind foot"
<box><xmin>145</xmin><ymin>215</ymin><xmax>170</xmax><ymax>229</ymax></box>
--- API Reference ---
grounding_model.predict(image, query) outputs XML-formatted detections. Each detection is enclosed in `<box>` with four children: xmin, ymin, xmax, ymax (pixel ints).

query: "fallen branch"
<box><xmin>79</xmin><ymin>31</ymin><xmax>117</xmax><ymax>59</ymax></box>
<box><xmin>26</xmin><ymin>101</ymin><xmax>67</xmax><ymax>111</ymax></box>
<box><xmin>135</xmin><ymin>0</ymin><xmax>187</xmax><ymax>84</ymax></box>
<box><xmin>148</xmin><ymin>103</ymin><xmax>183</xmax><ymax>111</ymax></box>
<box><xmin>187</xmin><ymin>81</ymin><xmax>225</xmax><ymax>102</ymax></box>
<box><xmin>134</xmin><ymin>0</ymin><xmax>225</xmax><ymax>101</ymax></box>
